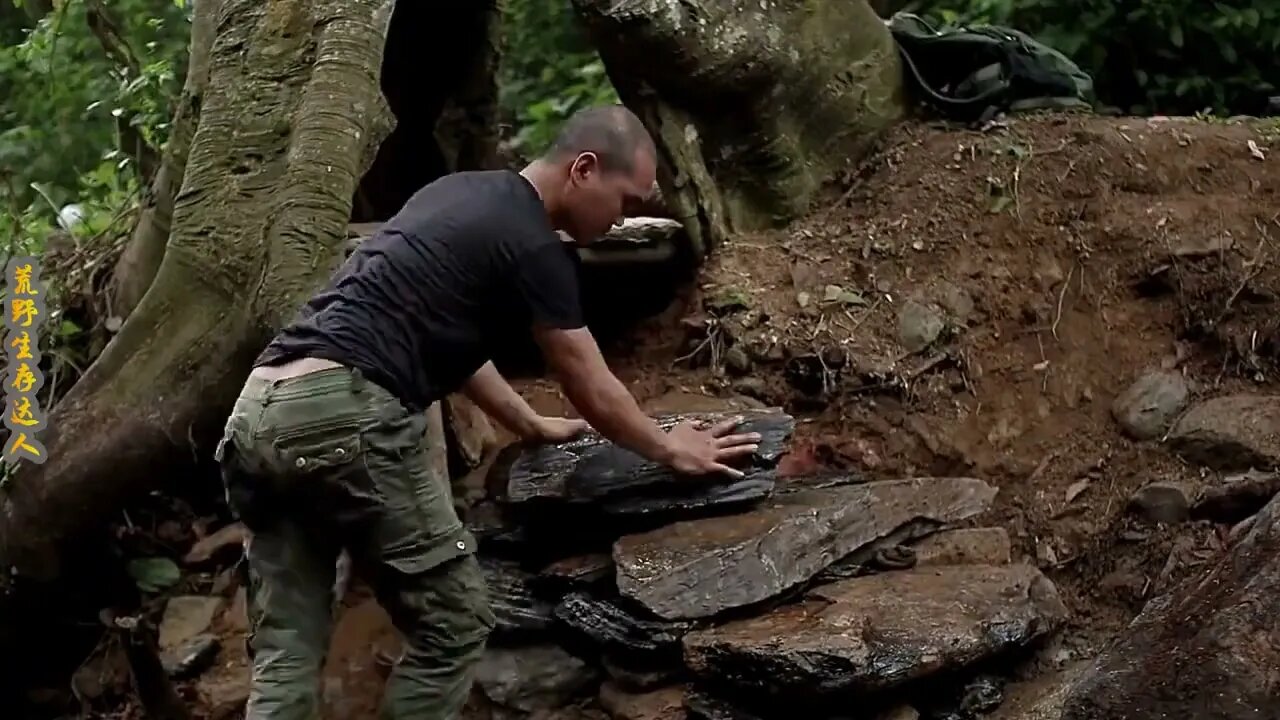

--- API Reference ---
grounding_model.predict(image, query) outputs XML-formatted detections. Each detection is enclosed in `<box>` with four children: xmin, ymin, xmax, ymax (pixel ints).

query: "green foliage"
<box><xmin>915</xmin><ymin>0</ymin><xmax>1279</xmax><ymax>116</ymax></box>
<box><xmin>1</xmin><ymin>0</ymin><xmax>188</xmax><ymax>213</ymax></box>
<box><xmin>497</xmin><ymin>0</ymin><xmax>618</xmax><ymax>158</ymax></box>
<box><xmin>126</xmin><ymin>556</ymin><xmax>181</xmax><ymax>592</ymax></box>
<box><xmin>0</xmin><ymin>0</ymin><xmax>188</xmax><ymax>413</ymax></box>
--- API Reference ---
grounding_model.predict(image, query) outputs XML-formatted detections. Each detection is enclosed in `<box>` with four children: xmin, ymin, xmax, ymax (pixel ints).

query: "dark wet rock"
<box><xmin>1110</xmin><ymin>370</ymin><xmax>1190</xmax><ymax>440</ymax></box>
<box><xmin>554</xmin><ymin>592</ymin><xmax>695</xmax><ymax>663</ymax></box>
<box><xmin>488</xmin><ymin>410</ymin><xmax>794</xmax><ymax>517</ymax></box>
<box><xmin>161</xmin><ymin>634</ymin><xmax>220</xmax><ymax>679</ymax></box>
<box><xmin>1167</xmin><ymin>394</ymin><xmax>1280</xmax><ymax>471</ymax></box>
<box><xmin>599</xmin><ymin>681</ymin><xmax>685</xmax><ymax>720</ymax></box>
<box><xmin>479</xmin><ymin>558</ymin><xmax>556</xmax><ymax>639</ymax></box>
<box><xmin>475</xmin><ymin>644</ymin><xmax>600</xmax><ymax>712</ymax></box>
<box><xmin>1061</xmin><ymin>491</ymin><xmax>1280</xmax><ymax>720</ymax></box>
<box><xmin>538</xmin><ymin>554</ymin><xmax>615</xmax><ymax>592</ymax></box>
<box><xmin>1191</xmin><ymin>469</ymin><xmax>1280</xmax><ymax>523</ymax></box>
<box><xmin>614</xmin><ymin>477</ymin><xmax>997</xmax><ymax>620</ymax></box>
<box><xmin>897</xmin><ymin>299</ymin><xmax>946</xmax><ymax>353</ymax></box>
<box><xmin>912</xmin><ymin>527</ymin><xmax>1012</xmax><ymax>566</ymax></box>
<box><xmin>683</xmin><ymin>564</ymin><xmax>1067</xmax><ymax>698</ymax></box>
<box><xmin>1127</xmin><ymin>482</ymin><xmax>1195</xmax><ymax>524</ymax></box>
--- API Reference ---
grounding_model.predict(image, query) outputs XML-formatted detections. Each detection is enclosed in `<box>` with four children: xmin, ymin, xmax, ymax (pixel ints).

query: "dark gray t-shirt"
<box><xmin>255</xmin><ymin>170</ymin><xmax>584</xmax><ymax>412</ymax></box>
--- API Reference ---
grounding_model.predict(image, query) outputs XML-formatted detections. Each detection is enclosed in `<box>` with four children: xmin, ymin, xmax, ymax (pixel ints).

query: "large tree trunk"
<box><xmin>107</xmin><ymin>0</ymin><xmax>221</xmax><ymax>322</ymax></box>
<box><xmin>572</xmin><ymin>0</ymin><xmax>907</xmax><ymax>258</ymax></box>
<box><xmin>0</xmin><ymin>0</ymin><xmax>395</xmax><ymax>646</ymax></box>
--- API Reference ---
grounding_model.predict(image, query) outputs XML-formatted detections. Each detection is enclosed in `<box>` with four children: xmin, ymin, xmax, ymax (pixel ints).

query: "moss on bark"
<box><xmin>108</xmin><ymin>0</ymin><xmax>221</xmax><ymax>321</ymax></box>
<box><xmin>0</xmin><ymin>0</ymin><xmax>394</xmax><ymax>590</ymax></box>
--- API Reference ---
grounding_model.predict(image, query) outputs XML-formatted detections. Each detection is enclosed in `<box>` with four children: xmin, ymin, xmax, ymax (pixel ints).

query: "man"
<box><xmin>215</xmin><ymin>104</ymin><xmax>762</xmax><ymax>720</ymax></box>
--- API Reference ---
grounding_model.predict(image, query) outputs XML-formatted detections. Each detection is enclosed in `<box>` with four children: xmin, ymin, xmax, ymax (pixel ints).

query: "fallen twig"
<box><xmin>1052</xmin><ymin>263</ymin><xmax>1077</xmax><ymax>341</ymax></box>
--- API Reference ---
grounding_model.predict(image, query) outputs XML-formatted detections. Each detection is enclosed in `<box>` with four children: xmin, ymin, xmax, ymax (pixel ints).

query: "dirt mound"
<box><xmin>600</xmin><ymin>111</ymin><xmax>1280</xmax><ymax>647</ymax></box>
<box><xmin>70</xmin><ymin>113</ymin><xmax>1280</xmax><ymax>719</ymax></box>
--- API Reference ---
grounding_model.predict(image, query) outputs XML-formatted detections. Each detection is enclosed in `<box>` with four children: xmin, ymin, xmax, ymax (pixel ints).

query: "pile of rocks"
<box><xmin>465</xmin><ymin>408</ymin><xmax>1069</xmax><ymax>719</ymax></box>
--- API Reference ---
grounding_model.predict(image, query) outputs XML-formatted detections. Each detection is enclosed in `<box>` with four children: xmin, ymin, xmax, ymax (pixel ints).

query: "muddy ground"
<box><xmin>67</xmin><ymin>112</ymin><xmax>1279</xmax><ymax>719</ymax></box>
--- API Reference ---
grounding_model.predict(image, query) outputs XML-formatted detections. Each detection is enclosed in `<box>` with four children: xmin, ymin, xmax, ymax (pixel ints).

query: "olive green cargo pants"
<box><xmin>216</xmin><ymin>366</ymin><xmax>495</xmax><ymax>720</ymax></box>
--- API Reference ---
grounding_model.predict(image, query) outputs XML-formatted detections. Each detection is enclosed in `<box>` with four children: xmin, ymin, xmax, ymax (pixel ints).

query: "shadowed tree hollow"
<box><xmin>0</xmin><ymin>0</ymin><xmax>908</xmax><ymax>696</ymax></box>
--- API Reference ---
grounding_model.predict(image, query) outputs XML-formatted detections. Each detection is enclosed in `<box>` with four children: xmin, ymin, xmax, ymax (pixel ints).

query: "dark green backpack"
<box><xmin>886</xmin><ymin>12</ymin><xmax>1096</xmax><ymax>123</ymax></box>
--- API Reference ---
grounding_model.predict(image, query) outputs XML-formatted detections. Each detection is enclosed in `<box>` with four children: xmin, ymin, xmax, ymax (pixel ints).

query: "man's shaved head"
<box><xmin>541</xmin><ymin>104</ymin><xmax>656</xmax><ymax>175</ymax></box>
<box><xmin>523</xmin><ymin>103</ymin><xmax>658</xmax><ymax>245</ymax></box>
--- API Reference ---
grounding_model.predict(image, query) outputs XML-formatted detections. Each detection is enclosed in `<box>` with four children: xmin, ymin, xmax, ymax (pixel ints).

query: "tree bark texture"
<box><xmin>108</xmin><ymin>0</ymin><xmax>221</xmax><ymax>321</ymax></box>
<box><xmin>572</xmin><ymin>0</ymin><xmax>907</xmax><ymax>257</ymax></box>
<box><xmin>0</xmin><ymin>0</ymin><xmax>395</xmax><ymax>602</ymax></box>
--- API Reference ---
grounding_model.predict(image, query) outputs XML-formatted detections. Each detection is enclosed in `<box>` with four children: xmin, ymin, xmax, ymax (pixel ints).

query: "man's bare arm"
<box><xmin>460</xmin><ymin>361</ymin><xmax>545</xmax><ymax>440</ymax></box>
<box><xmin>532</xmin><ymin>326</ymin><xmax>679</xmax><ymax>464</ymax></box>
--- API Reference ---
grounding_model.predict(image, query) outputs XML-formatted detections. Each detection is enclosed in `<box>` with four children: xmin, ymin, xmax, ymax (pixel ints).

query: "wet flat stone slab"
<box><xmin>682</xmin><ymin>563</ymin><xmax>1068</xmax><ymax>698</ymax></box>
<box><xmin>613</xmin><ymin>477</ymin><xmax>998</xmax><ymax>620</ymax></box>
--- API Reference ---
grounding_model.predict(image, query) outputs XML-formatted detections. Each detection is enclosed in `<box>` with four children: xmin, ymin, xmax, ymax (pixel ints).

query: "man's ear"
<box><xmin>570</xmin><ymin>152</ymin><xmax>599</xmax><ymax>184</ymax></box>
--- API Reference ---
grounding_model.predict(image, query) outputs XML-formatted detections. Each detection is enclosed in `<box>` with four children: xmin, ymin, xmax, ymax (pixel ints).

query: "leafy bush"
<box><xmin>497</xmin><ymin>0</ymin><xmax>618</xmax><ymax>158</ymax></box>
<box><xmin>914</xmin><ymin>0</ymin><xmax>1279</xmax><ymax>116</ymax></box>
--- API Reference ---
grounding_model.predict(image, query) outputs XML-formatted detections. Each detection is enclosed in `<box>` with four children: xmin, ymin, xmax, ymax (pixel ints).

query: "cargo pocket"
<box><xmin>270</xmin><ymin>420</ymin><xmax>364</xmax><ymax>476</ymax></box>
<box><xmin>382</xmin><ymin>525</ymin><xmax>479</xmax><ymax>577</ymax></box>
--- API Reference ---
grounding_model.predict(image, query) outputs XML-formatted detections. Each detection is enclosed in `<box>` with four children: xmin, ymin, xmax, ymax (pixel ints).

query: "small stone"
<box><xmin>936</xmin><ymin>281</ymin><xmax>975</xmax><ymax>322</ymax></box>
<box><xmin>1111</xmin><ymin>370</ymin><xmax>1190</xmax><ymax>440</ymax></box>
<box><xmin>730</xmin><ymin>377</ymin><xmax>770</xmax><ymax>403</ymax></box>
<box><xmin>1128</xmin><ymin>482</ymin><xmax>1194</xmax><ymax>524</ymax></box>
<box><xmin>601</xmin><ymin>656</ymin><xmax>680</xmax><ymax>692</ymax></box>
<box><xmin>598</xmin><ymin>681</ymin><xmax>685</xmax><ymax>720</ymax></box>
<box><xmin>1167</xmin><ymin>395</ymin><xmax>1280</xmax><ymax>471</ymax></box>
<box><xmin>475</xmin><ymin>644</ymin><xmax>600</xmax><ymax>712</ymax></box>
<box><xmin>723</xmin><ymin>347</ymin><xmax>751</xmax><ymax>376</ymax></box>
<box><xmin>897</xmin><ymin>299</ymin><xmax>946</xmax><ymax>353</ymax></box>
<box><xmin>158</xmin><ymin>596</ymin><xmax>223</xmax><ymax>651</ymax></box>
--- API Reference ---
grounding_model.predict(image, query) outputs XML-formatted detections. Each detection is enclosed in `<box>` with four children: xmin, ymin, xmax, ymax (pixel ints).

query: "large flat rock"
<box><xmin>486</xmin><ymin>410</ymin><xmax>794</xmax><ymax>517</ymax></box>
<box><xmin>614</xmin><ymin>477</ymin><xmax>998</xmax><ymax>620</ymax></box>
<box><xmin>1061</xmin><ymin>490</ymin><xmax>1280</xmax><ymax>720</ymax></box>
<box><xmin>683</xmin><ymin>564</ymin><xmax>1067</xmax><ymax>698</ymax></box>
<box><xmin>1167</xmin><ymin>394</ymin><xmax>1280</xmax><ymax>471</ymax></box>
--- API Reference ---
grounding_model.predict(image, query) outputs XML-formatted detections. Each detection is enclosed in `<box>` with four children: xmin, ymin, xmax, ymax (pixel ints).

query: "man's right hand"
<box><xmin>664</xmin><ymin>417</ymin><xmax>762</xmax><ymax>478</ymax></box>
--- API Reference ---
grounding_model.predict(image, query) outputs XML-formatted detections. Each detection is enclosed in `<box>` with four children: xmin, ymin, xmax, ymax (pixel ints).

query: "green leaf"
<box><xmin>1170</xmin><ymin>24</ymin><xmax>1184</xmax><ymax>48</ymax></box>
<box><xmin>127</xmin><ymin>557</ymin><xmax>180</xmax><ymax>593</ymax></box>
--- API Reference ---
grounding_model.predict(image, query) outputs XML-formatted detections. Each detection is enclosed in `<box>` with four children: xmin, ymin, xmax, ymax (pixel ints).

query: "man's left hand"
<box><xmin>531</xmin><ymin>416</ymin><xmax>591</xmax><ymax>443</ymax></box>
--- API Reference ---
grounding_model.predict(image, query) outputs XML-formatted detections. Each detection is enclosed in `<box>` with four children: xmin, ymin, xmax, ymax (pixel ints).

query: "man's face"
<box><xmin>560</xmin><ymin>148</ymin><xmax>656</xmax><ymax>245</ymax></box>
